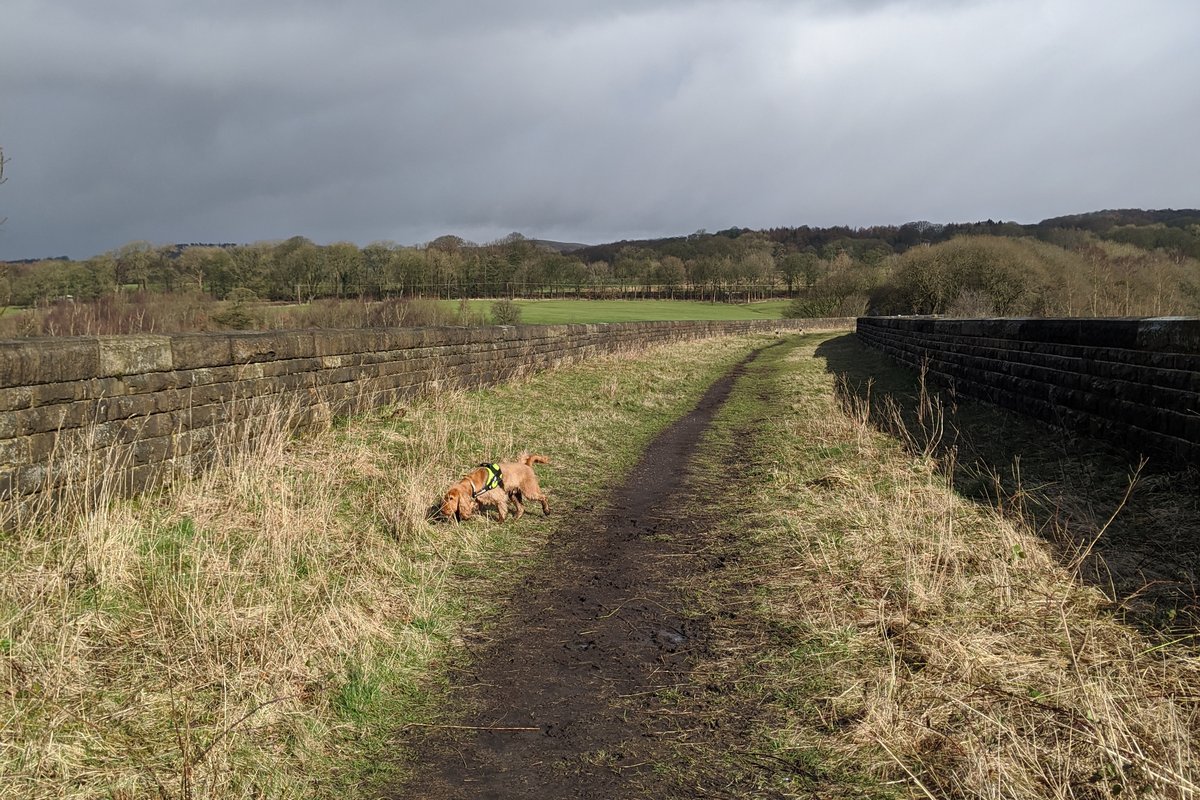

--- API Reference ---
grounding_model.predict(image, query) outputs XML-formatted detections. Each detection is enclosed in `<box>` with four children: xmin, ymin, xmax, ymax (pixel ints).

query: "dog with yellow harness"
<box><xmin>440</xmin><ymin>453</ymin><xmax>551</xmax><ymax>522</ymax></box>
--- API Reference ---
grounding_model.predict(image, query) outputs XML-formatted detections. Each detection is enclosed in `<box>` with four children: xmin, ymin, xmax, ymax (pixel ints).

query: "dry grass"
<box><xmin>822</xmin><ymin>332</ymin><xmax>1200</xmax><ymax>635</ymax></box>
<box><xmin>11</xmin><ymin>329</ymin><xmax>1193</xmax><ymax>798</ymax></box>
<box><xmin>734</xmin><ymin>336</ymin><xmax>1200</xmax><ymax>798</ymax></box>
<box><xmin>0</xmin><ymin>294</ymin><xmax>473</xmax><ymax>337</ymax></box>
<box><xmin>0</xmin><ymin>334</ymin><xmax>762</xmax><ymax>798</ymax></box>
<box><xmin>2</xmin><ymin>395</ymin><xmax>475</xmax><ymax>798</ymax></box>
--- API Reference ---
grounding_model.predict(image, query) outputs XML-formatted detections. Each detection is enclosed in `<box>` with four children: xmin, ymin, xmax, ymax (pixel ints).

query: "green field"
<box><xmin>1</xmin><ymin>298</ymin><xmax>794</xmax><ymax>338</ymax></box>
<box><xmin>453</xmin><ymin>298</ymin><xmax>792</xmax><ymax>324</ymax></box>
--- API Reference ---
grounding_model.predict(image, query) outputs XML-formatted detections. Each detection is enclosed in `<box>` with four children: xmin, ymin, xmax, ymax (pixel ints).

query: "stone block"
<box><xmin>9</xmin><ymin>401</ymin><xmax>98</xmax><ymax>437</ymax></box>
<box><xmin>231</xmin><ymin>331</ymin><xmax>316</xmax><ymax>363</ymax></box>
<box><xmin>185</xmin><ymin>365</ymin><xmax>239</xmax><ymax>389</ymax></box>
<box><xmin>99</xmin><ymin>335</ymin><xmax>173</xmax><ymax>377</ymax></box>
<box><xmin>259</xmin><ymin>357</ymin><xmax>324</xmax><ymax>378</ymax></box>
<box><xmin>171</xmin><ymin>333</ymin><xmax>235</xmax><ymax>370</ymax></box>
<box><xmin>1137</xmin><ymin>317</ymin><xmax>1200</xmax><ymax>354</ymax></box>
<box><xmin>1</xmin><ymin>431</ymin><xmax>59</xmax><ymax>465</ymax></box>
<box><xmin>377</xmin><ymin>328</ymin><xmax>424</xmax><ymax>351</ymax></box>
<box><xmin>0</xmin><ymin>338</ymin><xmax>101</xmax><ymax>388</ymax></box>
<box><xmin>99</xmin><ymin>393</ymin><xmax>159</xmax><ymax>422</ymax></box>
<box><xmin>0</xmin><ymin>385</ymin><xmax>35</xmax><ymax>412</ymax></box>
<box><xmin>120</xmin><ymin>371</ymin><xmax>181</xmax><ymax>394</ymax></box>
<box><xmin>314</xmin><ymin>330</ymin><xmax>378</xmax><ymax>357</ymax></box>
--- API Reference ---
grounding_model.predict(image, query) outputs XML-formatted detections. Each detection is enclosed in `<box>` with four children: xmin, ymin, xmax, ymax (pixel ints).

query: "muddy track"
<box><xmin>388</xmin><ymin>346</ymin><xmax>779</xmax><ymax>799</ymax></box>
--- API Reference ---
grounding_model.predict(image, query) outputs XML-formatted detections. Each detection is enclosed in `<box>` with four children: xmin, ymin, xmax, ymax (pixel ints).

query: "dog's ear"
<box><xmin>457</xmin><ymin>490</ymin><xmax>475</xmax><ymax>520</ymax></box>
<box><xmin>440</xmin><ymin>486</ymin><xmax>460</xmax><ymax>518</ymax></box>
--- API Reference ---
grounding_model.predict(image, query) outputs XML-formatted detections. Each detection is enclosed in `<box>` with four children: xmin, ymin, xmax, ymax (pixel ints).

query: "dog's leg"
<box><xmin>511</xmin><ymin>491</ymin><xmax>526</xmax><ymax>521</ymax></box>
<box><xmin>525</xmin><ymin>480</ymin><xmax>550</xmax><ymax>516</ymax></box>
<box><xmin>522</xmin><ymin>489</ymin><xmax>549</xmax><ymax>516</ymax></box>
<box><xmin>482</xmin><ymin>488</ymin><xmax>507</xmax><ymax>522</ymax></box>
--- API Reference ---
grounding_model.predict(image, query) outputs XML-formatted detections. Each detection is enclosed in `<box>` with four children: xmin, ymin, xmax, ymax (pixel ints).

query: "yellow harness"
<box><xmin>472</xmin><ymin>463</ymin><xmax>503</xmax><ymax>498</ymax></box>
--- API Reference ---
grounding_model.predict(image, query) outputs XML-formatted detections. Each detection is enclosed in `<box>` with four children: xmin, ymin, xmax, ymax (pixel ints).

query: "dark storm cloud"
<box><xmin>1</xmin><ymin>0</ymin><xmax>1197</xmax><ymax>259</ymax></box>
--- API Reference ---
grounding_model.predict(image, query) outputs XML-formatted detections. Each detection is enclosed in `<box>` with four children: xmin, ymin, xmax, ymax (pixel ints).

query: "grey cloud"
<box><xmin>1</xmin><ymin>0</ymin><xmax>1197</xmax><ymax>258</ymax></box>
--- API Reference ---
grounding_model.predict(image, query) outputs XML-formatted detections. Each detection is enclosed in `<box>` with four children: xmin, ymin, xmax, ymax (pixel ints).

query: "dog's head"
<box><xmin>440</xmin><ymin>484</ymin><xmax>477</xmax><ymax>521</ymax></box>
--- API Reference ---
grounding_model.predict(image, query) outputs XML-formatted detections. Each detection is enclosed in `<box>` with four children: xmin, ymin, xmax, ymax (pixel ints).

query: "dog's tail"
<box><xmin>520</xmin><ymin>453</ymin><xmax>550</xmax><ymax>466</ymax></box>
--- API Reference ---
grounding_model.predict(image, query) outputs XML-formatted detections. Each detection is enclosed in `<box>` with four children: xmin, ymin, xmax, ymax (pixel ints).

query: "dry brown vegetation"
<box><xmin>0</xmin><ymin>335</ymin><xmax>758</xmax><ymax>798</ymax></box>
<box><xmin>792</xmin><ymin>235</ymin><xmax>1200</xmax><ymax>319</ymax></box>
<box><xmin>901</xmin><ymin>237</ymin><xmax>1199</xmax><ymax>316</ymax></box>
<box><xmin>4</xmin><ymin>329</ymin><xmax>1198</xmax><ymax>798</ymax></box>
<box><xmin>717</xmin><ymin>335</ymin><xmax>1200</xmax><ymax>797</ymax></box>
<box><xmin>0</xmin><ymin>294</ymin><xmax>481</xmax><ymax>338</ymax></box>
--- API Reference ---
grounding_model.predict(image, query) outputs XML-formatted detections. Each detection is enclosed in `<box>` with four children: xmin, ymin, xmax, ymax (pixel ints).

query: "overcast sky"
<box><xmin>1</xmin><ymin>0</ymin><xmax>1197</xmax><ymax>260</ymax></box>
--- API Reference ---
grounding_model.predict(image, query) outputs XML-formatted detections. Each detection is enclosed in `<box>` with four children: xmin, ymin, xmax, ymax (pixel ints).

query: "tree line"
<box><xmin>787</xmin><ymin>235</ymin><xmax>1200</xmax><ymax>320</ymax></box>
<box><xmin>2</xmin><ymin>231</ymin><xmax>811</xmax><ymax>308</ymax></box>
<box><xmin>2</xmin><ymin>210</ymin><xmax>1198</xmax><ymax>318</ymax></box>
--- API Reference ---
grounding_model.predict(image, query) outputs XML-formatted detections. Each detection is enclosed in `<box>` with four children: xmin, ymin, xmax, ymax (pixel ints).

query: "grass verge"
<box><xmin>677</xmin><ymin>332</ymin><xmax>1200</xmax><ymax>797</ymax></box>
<box><xmin>815</xmin><ymin>332</ymin><xmax>1200</xmax><ymax>636</ymax></box>
<box><xmin>451</xmin><ymin>297</ymin><xmax>791</xmax><ymax>324</ymax></box>
<box><xmin>0</xmin><ymin>334</ymin><xmax>767</xmax><ymax>799</ymax></box>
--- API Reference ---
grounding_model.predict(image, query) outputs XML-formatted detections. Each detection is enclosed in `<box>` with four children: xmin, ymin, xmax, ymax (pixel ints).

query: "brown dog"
<box><xmin>440</xmin><ymin>454</ymin><xmax>551</xmax><ymax>522</ymax></box>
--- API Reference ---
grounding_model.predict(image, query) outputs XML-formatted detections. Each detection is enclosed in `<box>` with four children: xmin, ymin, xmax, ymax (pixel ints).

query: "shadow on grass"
<box><xmin>815</xmin><ymin>333</ymin><xmax>1200</xmax><ymax>636</ymax></box>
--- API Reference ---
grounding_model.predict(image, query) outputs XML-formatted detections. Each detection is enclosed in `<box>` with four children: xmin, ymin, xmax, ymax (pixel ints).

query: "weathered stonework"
<box><xmin>856</xmin><ymin>316</ymin><xmax>1200</xmax><ymax>467</ymax></box>
<box><xmin>1</xmin><ymin>318</ymin><xmax>854</xmax><ymax>520</ymax></box>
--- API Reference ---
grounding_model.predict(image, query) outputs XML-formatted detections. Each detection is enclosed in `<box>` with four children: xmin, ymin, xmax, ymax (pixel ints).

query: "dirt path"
<box><xmin>388</xmin><ymin>347</ymin><xmax>776</xmax><ymax>798</ymax></box>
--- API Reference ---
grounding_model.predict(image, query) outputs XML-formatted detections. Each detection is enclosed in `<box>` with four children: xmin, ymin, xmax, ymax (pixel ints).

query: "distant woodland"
<box><xmin>1</xmin><ymin>209</ymin><xmax>1198</xmax><ymax>335</ymax></box>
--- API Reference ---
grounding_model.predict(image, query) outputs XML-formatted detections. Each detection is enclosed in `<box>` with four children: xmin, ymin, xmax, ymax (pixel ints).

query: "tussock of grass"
<box><xmin>0</xmin><ymin>334</ymin><xmax>763</xmax><ymax>799</ymax></box>
<box><xmin>720</xmin><ymin>336</ymin><xmax>1200</xmax><ymax>797</ymax></box>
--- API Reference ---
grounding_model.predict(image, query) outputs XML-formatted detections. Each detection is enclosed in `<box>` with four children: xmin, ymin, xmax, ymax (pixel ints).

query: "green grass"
<box><xmin>452</xmin><ymin>297</ymin><xmax>792</xmax><ymax>324</ymax></box>
<box><xmin>652</xmin><ymin>334</ymin><xmax>900</xmax><ymax>797</ymax></box>
<box><xmin>674</xmin><ymin>332</ymin><xmax>1200</xmax><ymax>798</ymax></box>
<box><xmin>11</xmin><ymin>330</ymin><xmax>1192</xmax><ymax>798</ymax></box>
<box><xmin>0</xmin><ymin>333</ymin><xmax>770</xmax><ymax>799</ymax></box>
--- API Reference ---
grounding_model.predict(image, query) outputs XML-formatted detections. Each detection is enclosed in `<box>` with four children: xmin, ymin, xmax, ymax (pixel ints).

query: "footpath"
<box><xmin>391</xmin><ymin>344</ymin><xmax>787</xmax><ymax>798</ymax></box>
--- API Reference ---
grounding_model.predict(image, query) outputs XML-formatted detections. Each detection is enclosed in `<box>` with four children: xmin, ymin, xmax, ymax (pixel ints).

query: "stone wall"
<box><xmin>856</xmin><ymin>316</ymin><xmax>1200</xmax><ymax>467</ymax></box>
<box><xmin>1</xmin><ymin>318</ymin><xmax>854</xmax><ymax>519</ymax></box>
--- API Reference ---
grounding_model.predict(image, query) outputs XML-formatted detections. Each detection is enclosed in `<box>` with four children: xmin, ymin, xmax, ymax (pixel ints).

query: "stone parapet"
<box><xmin>856</xmin><ymin>316</ymin><xmax>1200</xmax><ymax>467</ymax></box>
<box><xmin>1</xmin><ymin>317</ymin><xmax>854</xmax><ymax>519</ymax></box>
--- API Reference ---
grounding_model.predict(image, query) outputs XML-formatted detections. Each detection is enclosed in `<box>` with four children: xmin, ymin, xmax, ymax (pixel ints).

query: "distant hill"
<box><xmin>569</xmin><ymin>209</ymin><xmax>1200</xmax><ymax>264</ymax></box>
<box><xmin>2</xmin><ymin>255</ymin><xmax>71</xmax><ymax>265</ymax></box>
<box><xmin>162</xmin><ymin>242</ymin><xmax>241</xmax><ymax>256</ymax></box>
<box><xmin>1036</xmin><ymin>209</ymin><xmax>1200</xmax><ymax>232</ymax></box>
<box><xmin>6</xmin><ymin>210</ymin><xmax>1199</xmax><ymax>266</ymax></box>
<box><xmin>529</xmin><ymin>239</ymin><xmax>590</xmax><ymax>254</ymax></box>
